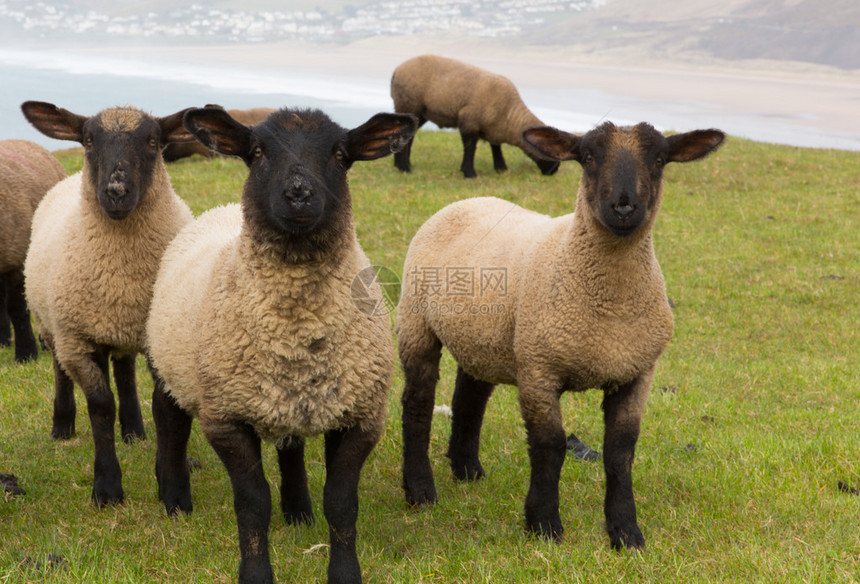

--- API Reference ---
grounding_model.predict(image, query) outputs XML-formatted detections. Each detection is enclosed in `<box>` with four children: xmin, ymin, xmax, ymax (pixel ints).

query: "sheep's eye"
<box><xmin>583</xmin><ymin>153</ymin><xmax>595</xmax><ymax>165</ymax></box>
<box><xmin>253</xmin><ymin>146</ymin><xmax>263</xmax><ymax>158</ymax></box>
<box><xmin>334</xmin><ymin>148</ymin><xmax>345</xmax><ymax>162</ymax></box>
<box><xmin>84</xmin><ymin>136</ymin><xmax>93</xmax><ymax>149</ymax></box>
<box><xmin>148</xmin><ymin>138</ymin><xmax>158</xmax><ymax>150</ymax></box>
<box><xmin>655</xmin><ymin>155</ymin><xmax>666</xmax><ymax>168</ymax></box>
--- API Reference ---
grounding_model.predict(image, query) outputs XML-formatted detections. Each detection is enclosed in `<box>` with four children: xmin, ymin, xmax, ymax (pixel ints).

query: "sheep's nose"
<box><xmin>612</xmin><ymin>194</ymin><xmax>636</xmax><ymax>220</ymax></box>
<box><xmin>285</xmin><ymin>175</ymin><xmax>312</xmax><ymax>205</ymax></box>
<box><xmin>613</xmin><ymin>202</ymin><xmax>635</xmax><ymax>220</ymax></box>
<box><xmin>106</xmin><ymin>171</ymin><xmax>129</xmax><ymax>202</ymax></box>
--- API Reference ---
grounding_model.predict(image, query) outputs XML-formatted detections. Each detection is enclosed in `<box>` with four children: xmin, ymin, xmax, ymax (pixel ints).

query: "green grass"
<box><xmin>1</xmin><ymin>131</ymin><xmax>858</xmax><ymax>582</ymax></box>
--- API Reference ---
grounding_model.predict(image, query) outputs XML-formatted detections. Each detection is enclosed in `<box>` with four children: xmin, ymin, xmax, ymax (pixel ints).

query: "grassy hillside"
<box><xmin>1</xmin><ymin>131</ymin><xmax>858</xmax><ymax>582</ymax></box>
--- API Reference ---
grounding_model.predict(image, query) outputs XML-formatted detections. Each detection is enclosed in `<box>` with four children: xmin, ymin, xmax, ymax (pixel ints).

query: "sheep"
<box><xmin>390</xmin><ymin>54</ymin><xmax>560</xmax><ymax>178</ymax></box>
<box><xmin>146</xmin><ymin>106</ymin><xmax>418</xmax><ymax>584</ymax></box>
<box><xmin>20</xmin><ymin>101</ymin><xmax>195</xmax><ymax>506</ymax></box>
<box><xmin>0</xmin><ymin>139</ymin><xmax>66</xmax><ymax>363</ymax></box>
<box><xmin>396</xmin><ymin>121</ymin><xmax>725</xmax><ymax>550</ymax></box>
<box><xmin>161</xmin><ymin>106</ymin><xmax>276</xmax><ymax>161</ymax></box>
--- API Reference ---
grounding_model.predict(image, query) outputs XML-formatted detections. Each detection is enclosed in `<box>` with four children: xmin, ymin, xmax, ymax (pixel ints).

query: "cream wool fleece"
<box><xmin>397</xmin><ymin>195</ymin><xmax>673</xmax><ymax>394</ymax></box>
<box><xmin>25</xmin><ymin>165</ymin><xmax>193</xmax><ymax>363</ymax></box>
<box><xmin>147</xmin><ymin>203</ymin><xmax>393</xmax><ymax>442</ymax></box>
<box><xmin>0</xmin><ymin>140</ymin><xmax>66</xmax><ymax>272</ymax></box>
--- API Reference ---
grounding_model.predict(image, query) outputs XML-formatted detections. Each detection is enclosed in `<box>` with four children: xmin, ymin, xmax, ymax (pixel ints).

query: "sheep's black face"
<box><xmin>521</xmin><ymin>122</ymin><xmax>725</xmax><ymax>239</ymax></box>
<box><xmin>20</xmin><ymin>101</ymin><xmax>192</xmax><ymax>222</ymax></box>
<box><xmin>85</xmin><ymin>110</ymin><xmax>162</xmax><ymax>220</ymax></box>
<box><xmin>580</xmin><ymin>123</ymin><xmax>667</xmax><ymax>238</ymax></box>
<box><xmin>182</xmin><ymin>106</ymin><xmax>417</xmax><ymax>261</ymax></box>
<box><xmin>245</xmin><ymin>113</ymin><xmax>350</xmax><ymax>236</ymax></box>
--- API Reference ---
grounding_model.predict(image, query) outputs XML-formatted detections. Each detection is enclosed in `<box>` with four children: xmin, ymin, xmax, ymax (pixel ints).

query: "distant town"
<box><xmin>0</xmin><ymin>0</ymin><xmax>603</xmax><ymax>44</ymax></box>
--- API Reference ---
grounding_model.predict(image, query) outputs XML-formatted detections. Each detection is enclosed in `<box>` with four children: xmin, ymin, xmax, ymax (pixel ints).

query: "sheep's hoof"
<box><xmin>526</xmin><ymin>518</ymin><xmax>564</xmax><ymax>543</ymax></box>
<box><xmin>403</xmin><ymin>479</ymin><xmax>437</xmax><ymax>508</ymax></box>
<box><xmin>91</xmin><ymin>486</ymin><xmax>124</xmax><ymax>508</ymax></box>
<box><xmin>608</xmin><ymin>524</ymin><xmax>645</xmax><ymax>551</ymax></box>
<box><xmin>14</xmin><ymin>347</ymin><xmax>39</xmax><ymax>363</ymax></box>
<box><xmin>162</xmin><ymin>493</ymin><xmax>193</xmax><ymax>516</ymax></box>
<box><xmin>51</xmin><ymin>424</ymin><xmax>75</xmax><ymax>440</ymax></box>
<box><xmin>449</xmin><ymin>457</ymin><xmax>485</xmax><ymax>482</ymax></box>
<box><xmin>282</xmin><ymin>494</ymin><xmax>314</xmax><ymax>525</ymax></box>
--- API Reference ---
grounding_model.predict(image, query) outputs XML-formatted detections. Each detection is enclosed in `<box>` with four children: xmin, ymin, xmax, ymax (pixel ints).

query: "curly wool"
<box><xmin>0</xmin><ymin>140</ymin><xmax>65</xmax><ymax>273</ymax></box>
<box><xmin>148</xmin><ymin>204</ymin><xmax>393</xmax><ymax>441</ymax></box>
<box><xmin>25</xmin><ymin>163</ymin><xmax>193</xmax><ymax>360</ymax></box>
<box><xmin>396</xmin><ymin>195</ymin><xmax>674</xmax><ymax>393</ymax></box>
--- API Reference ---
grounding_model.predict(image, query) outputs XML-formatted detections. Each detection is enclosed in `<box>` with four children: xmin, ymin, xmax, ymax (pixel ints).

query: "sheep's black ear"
<box><xmin>666</xmin><ymin>129</ymin><xmax>725</xmax><ymax>163</ymax></box>
<box><xmin>346</xmin><ymin>113</ymin><xmax>418</xmax><ymax>162</ymax></box>
<box><xmin>522</xmin><ymin>126</ymin><xmax>581</xmax><ymax>162</ymax></box>
<box><xmin>159</xmin><ymin>108</ymin><xmax>197</xmax><ymax>145</ymax></box>
<box><xmin>21</xmin><ymin>101</ymin><xmax>87</xmax><ymax>143</ymax></box>
<box><xmin>183</xmin><ymin>107</ymin><xmax>253</xmax><ymax>164</ymax></box>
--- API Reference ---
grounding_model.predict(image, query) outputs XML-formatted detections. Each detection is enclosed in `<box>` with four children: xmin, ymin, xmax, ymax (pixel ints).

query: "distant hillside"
<box><xmin>524</xmin><ymin>0</ymin><xmax>860</xmax><ymax>70</ymax></box>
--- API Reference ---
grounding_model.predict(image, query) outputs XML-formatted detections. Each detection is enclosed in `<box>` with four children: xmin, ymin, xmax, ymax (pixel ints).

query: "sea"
<box><xmin>2</xmin><ymin>47</ymin><xmax>860</xmax><ymax>152</ymax></box>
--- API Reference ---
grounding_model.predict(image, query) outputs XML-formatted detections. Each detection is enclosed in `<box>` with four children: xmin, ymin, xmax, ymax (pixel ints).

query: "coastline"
<box><xmin>63</xmin><ymin>36</ymin><xmax>860</xmax><ymax>147</ymax></box>
<box><xmin>8</xmin><ymin>36</ymin><xmax>860</xmax><ymax>151</ymax></box>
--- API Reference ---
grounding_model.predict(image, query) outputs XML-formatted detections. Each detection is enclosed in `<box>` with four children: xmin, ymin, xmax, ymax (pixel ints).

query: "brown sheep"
<box><xmin>390</xmin><ymin>54</ymin><xmax>560</xmax><ymax>178</ymax></box>
<box><xmin>161</xmin><ymin>106</ymin><xmax>276</xmax><ymax>161</ymax></box>
<box><xmin>0</xmin><ymin>139</ymin><xmax>66</xmax><ymax>362</ymax></box>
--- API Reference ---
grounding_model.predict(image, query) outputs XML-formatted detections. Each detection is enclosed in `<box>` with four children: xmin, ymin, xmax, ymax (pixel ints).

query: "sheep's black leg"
<box><xmin>324</xmin><ymin>425</ymin><xmax>379</xmax><ymax>584</ymax></box>
<box><xmin>393</xmin><ymin>116</ymin><xmax>424</xmax><ymax>172</ymax></box>
<box><xmin>0</xmin><ymin>274</ymin><xmax>10</xmax><ymax>346</ymax></box>
<box><xmin>490</xmin><ymin>144</ymin><xmax>508</xmax><ymax>173</ymax></box>
<box><xmin>5</xmin><ymin>270</ymin><xmax>38</xmax><ymax>363</ymax></box>
<box><xmin>151</xmin><ymin>365</ymin><xmax>193</xmax><ymax>515</ymax></box>
<box><xmin>459</xmin><ymin>131</ymin><xmax>479</xmax><ymax>178</ymax></box>
<box><xmin>394</xmin><ymin>136</ymin><xmax>414</xmax><ymax>172</ymax></box>
<box><xmin>400</xmin><ymin>333</ymin><xmax>442</xmax><ymax>507</ymax></box>
<box><xmin>519</xmin><ymin>384</ymin><xmax>566</xmax><ymax>541</ymax></box>
<box><xmin>602</xmin><ymin>376</ymin><xmax>649</xmax><ymax>550</ymax></box>
<box><xmin>277</xmin><ymin>437</ymin><xmax>313</xmax><ymax>525</ymax></box>
<box><xmin>77</xmin><ymin>347</ymin><xmax>124</xmax><ymax>506</ymax></box>
<box><xmin>204</xmin><ymin>419</ymin><xmax>273</xmax><ymax>584</ymax></box>
<box><xmin>447</xmin><ymin>367</ymin><xmax>495</xmax><ymax>481</ymax></box>
<box><xmin>113</xmin><ymin>353</ymin><xmax>145</xmax><ymax>442</ymax></box>
<box><xmin>51</xmin><ymin>354</ymin><xmax>76</xmax><ymax>439</ymax></box>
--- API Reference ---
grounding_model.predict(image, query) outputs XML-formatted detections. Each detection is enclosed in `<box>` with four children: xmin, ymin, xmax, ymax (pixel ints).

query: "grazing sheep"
<box><xmin>0</xmin><ymin>139</ymin><xmax>66</xmax><ymax>362</ymax></box>
<box><xmin>20</xmin><ymin>101</ymin><xmax>195</xmax><ymax>506</ymax></box>
<box><xmin>397</xmin><ymin>121</ymin><xmax>725</xmax><ymax>549</ymax></box>
<box><xmin>147</xmin><ymin>106</ymin><xmax>417</xmax><ymax>584</ymax></box>
<box><xmin>161</xmin><ymin>106</ymin><xmax>276</xmax><ymax>161</ymax></box>
<box><xmin>390</xmin><ymin>54</ymin><xmax>560</xmax><ymax>178</ymax></box>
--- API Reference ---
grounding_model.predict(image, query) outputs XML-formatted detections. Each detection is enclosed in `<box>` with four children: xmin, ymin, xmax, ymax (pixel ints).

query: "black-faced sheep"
<box><xmin>146</xmin><ymin>107</ymin><xmax>417</xmax><ymax>584</ymax></box>
<box><xmin>390</xmin><ymin>54</ymin><xmax>560</xmax><ymax>178</ymax></box>
<box><xmin>396</xmin><ymin>121</ymin><xmax>725</xmax><ymax>549</ymax></box>
<box><xmin>161</xmin><ymin>106</ymin><xmax>276</xmax><ymax>161</ymax></box>
<box><xmin>0</xmin><ymin>139</ymin><xmax>66</xmax><ymax>362</ymax></box>
<box><xmin>20</xmin><ymin>101</ymin><xmax>195</xmax><ymax>506</ymax></box>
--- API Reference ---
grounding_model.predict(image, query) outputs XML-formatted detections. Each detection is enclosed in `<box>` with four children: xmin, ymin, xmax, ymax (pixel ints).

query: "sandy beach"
<box><xmin>38</xmin><ymin>35</ymin><xmax>860</xmax><ymax>150</ymax></box>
